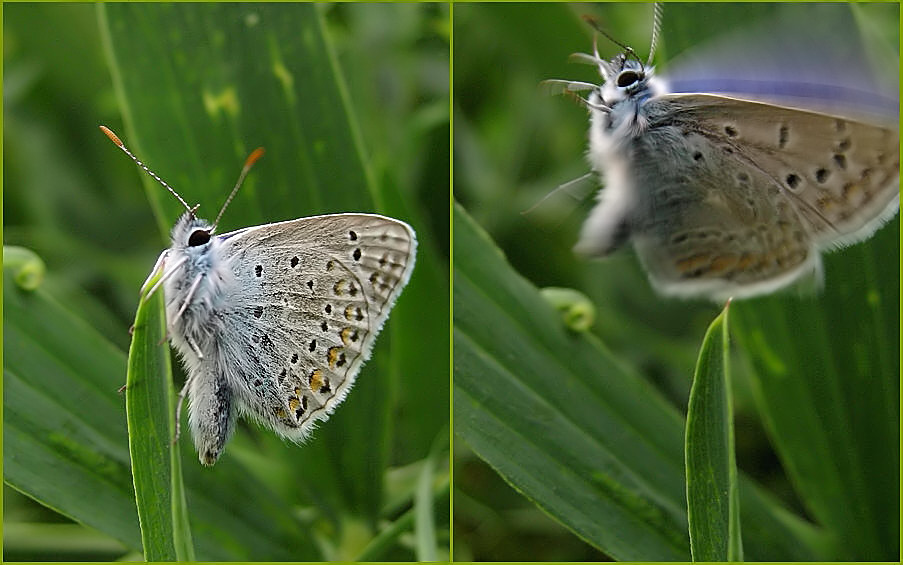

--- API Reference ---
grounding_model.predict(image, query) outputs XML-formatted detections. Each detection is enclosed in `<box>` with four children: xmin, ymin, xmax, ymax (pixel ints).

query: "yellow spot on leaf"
<box><xmin>273</xmin><ymin>60</ymin><xmax>294</xmax><ymax>93</ymax></box>
<box><xmin>202</xmin><ymin>87</ymin><xmax>239</xmax><ymax>119</ymax></box>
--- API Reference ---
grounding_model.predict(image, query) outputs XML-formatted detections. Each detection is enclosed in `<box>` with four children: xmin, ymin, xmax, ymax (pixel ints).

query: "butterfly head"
<box><xmin>172</xmin><ymin>212</ymin><xmax>215</xmax><ymax>250</ymax></box>
<box><xmin>598</xmin><ymin>54</ymin><xmax>660</xmax><ymax>106</ymax></box>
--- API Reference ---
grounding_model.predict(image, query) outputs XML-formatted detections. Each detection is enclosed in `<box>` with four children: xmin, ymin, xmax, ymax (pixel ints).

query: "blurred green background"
<box><xmin>4</xmin><ymin>3</ymin><xmax>448</xmax><ymax>561</ymax></box>
<box><xmin>454</xmin><ymin>2</ymin><xmax>898</xmax><ymax>561</ymax></box>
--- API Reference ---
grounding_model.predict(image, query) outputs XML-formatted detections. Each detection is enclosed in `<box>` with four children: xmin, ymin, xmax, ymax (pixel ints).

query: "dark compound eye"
<box><xmin>188</xmin><ymin>229</ymin><xmax>211</xmax><ymax>247</ymax></box>
<box><xmin>616</xmin><ymin>70</ymin><xmax>641</xmax><ymax>88</ymax></box>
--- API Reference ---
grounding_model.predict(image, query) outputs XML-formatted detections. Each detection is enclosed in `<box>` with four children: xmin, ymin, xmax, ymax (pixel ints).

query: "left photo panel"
<box><xmin>4</xmin><ymin>3</ymin><xmax>449</xmax><ymax>561</ymax></box>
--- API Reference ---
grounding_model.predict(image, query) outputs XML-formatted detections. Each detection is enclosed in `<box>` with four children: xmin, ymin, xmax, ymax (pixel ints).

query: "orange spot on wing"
<box><xmin>309</xmin><ymin>369</ymin><xmax>324</xmax><ymax>391</ymax></box>
<box><xmin>327</xmin><ymin>348</ymin><xmax>342</xmax><ymax>369</ymax></box>
<box><xmin>708</xmin><ymin>254</ymin><xmax>738</xmax><ymax>273</ymax></box>
<box><xmin>675</xmin><ymin>253</ymin><xmax>711</xmax><ymax>273</ymax></box>
<box><xmin>736</xmin><ymin>254</ymin><xmax>755</xmax><ymax>270</ymax></box>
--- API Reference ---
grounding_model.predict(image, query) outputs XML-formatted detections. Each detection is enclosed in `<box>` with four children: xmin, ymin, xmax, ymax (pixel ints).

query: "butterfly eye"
<box><xmin>616</xmin><ymin>70</ymin><xmax>642</xmax><ymax>88</ymax></box>
<box><xmin>188</xmin><ymin>229</ymin><xmax>211</xmax><ymax>247</ymax></box>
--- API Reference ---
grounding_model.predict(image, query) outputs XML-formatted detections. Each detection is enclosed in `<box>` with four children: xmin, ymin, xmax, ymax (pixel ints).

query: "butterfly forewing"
<box><xmin>216</xmin><ymin>214</ymin><xmax>416</xmax><ymax>439</ymax></box>
<box><xmin>614</xmin><ymin>93</ymin><xmax>898</xmax><ymax>299</ymax></box>
<box><xmin>665</xmin><ymin>94</ymin><xmax>900</xmax><ymax>245</ymax></box>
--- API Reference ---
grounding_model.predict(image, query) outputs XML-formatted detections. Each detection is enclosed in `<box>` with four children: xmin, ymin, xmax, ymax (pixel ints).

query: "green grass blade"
<box><xmin>415</xmin><ymin>457</ymin><xmax>437</xmax><ymax>561</ymax></box>
<box><xmin>3</xmin><ymin>271</ymin><xmax>141</xmax><ymax>549</ymax></box>
<box><xmin>125</xmin><ymin>278</ymin><xmax>193</xmax><ymax>561</ymax></box>
<box><xmin>414</xmin><ymin>431</ymin><xmax>448</xmax><ymax>561</ymax></box>
<box><xmin>98</xmin><ymin>2</ymin><xmax>378</xmax><ymax>230</ymax></box>
<box><xmin>686</xmin><ymin>304</ymin><xmax>742</xmax><ymax>561</ymax></box>
<box><xmin>354</xmin><ymin>473</ymin><xmax>450</xmax><ymax>562</ymax></box>
<box><xmin>453</xmin><ymin>203</ymin><xmax>830</xmax><ymax>561</ymax></box>
<box><xmin>454</xmin><ymin>203</ymin><xmax>690</xmax><ymax>560</ymax></box>
<box><xmin>732</xmin><ymin>218</ymin><xmax>900</xmax><ymax>560</ymax></box>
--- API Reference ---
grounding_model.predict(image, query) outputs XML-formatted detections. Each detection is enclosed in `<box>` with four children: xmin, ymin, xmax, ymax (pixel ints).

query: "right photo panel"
<box><xmin>453</xmin><ymin>3</ymin><xmax>899</xmax><ymax>562</ymax></box>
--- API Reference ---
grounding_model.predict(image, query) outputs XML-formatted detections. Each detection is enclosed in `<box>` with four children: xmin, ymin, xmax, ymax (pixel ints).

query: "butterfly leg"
<box><xmin>173</xmin><ymin>273</ymin><xmax>204</xmax><ymax>323</ymax></box>
<box><xmin>171</xmin><ymin>377</ymin><xmax>192</xmax><ymax>443</ymax></box>
<box><xmin>142</xmin><ymin>255</ymin><xmax>188</xmax><ymax>303</ymax></box>
<box><xmin>186</xmin><ymin>336</ymin><xmax>205</xmax><ymax>360</ymax></box>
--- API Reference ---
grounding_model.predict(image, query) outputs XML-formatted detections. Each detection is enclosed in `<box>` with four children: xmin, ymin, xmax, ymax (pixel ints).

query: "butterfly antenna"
<box><xmin>581</xmin><ymin>14</ymin><xmax>643</xmax><ymax>69</ymax></box>
<box><xmin>647</xmin><ymin>2</ymin><xmax>663</xmax><ymax>67</ymax></box>
<box><xmin>211</xmin><ymin>147</ymin><xmax>265</xmax><ymax>231</ymax></box>
<box><xmin>99</xmin><ymin>125</ymin><xmax>194</xmax><ymax>214</ymax></box>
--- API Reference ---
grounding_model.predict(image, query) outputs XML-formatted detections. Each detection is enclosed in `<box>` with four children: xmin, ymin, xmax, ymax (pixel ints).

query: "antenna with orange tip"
<box><xmin>212</xmin><ymin>146</ymin><xmax>265</xmax><ymax>231</ymax></box>
<box><xmin>99</xmin><ymin>125</ymin><xmax>194</xmax><ymax>214</ymax></box>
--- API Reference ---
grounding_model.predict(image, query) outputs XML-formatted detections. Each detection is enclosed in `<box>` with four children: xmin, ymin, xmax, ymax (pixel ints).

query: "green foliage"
<box><xmin>685</xmin><ymin>304</ymin><xmax>742</xmax><ymax>561</ymax></box>
<box><xmin>4</xmin><ymin>271</ymin><xmax>141</xmax><ymax>552</ymax></box>
<box><xmin>4</xmin><ymin>3</ymin><xmax>448</xmax><ymax>561</ymax></box>
<box><xmin>454</xmin><ymin>2</ymin><xmax>898</xmax><ymax>561</ymax></box>
<box><xmin>454</xmin><ymin>205</ymin><xmax>829</xmax><ymax>561</ymax></box>
<box><xmin>4</xmin><ymin>246</ymin><xmax>46</xmax><ymax>291</ymax></box>
<box><xmin>125</xmin><ymin>283</ymin><xmax>193</xmax><ymax>561</ymax></box>
<box><xmin>454</xmin><ymin>204</ymin><xmax>692</xmax><ymax>561</ymax></box>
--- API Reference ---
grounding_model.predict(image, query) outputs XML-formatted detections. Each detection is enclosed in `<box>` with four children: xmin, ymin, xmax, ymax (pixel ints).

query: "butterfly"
<box><xmin>546</xmin><ymin>5</ymin><xmax>899</xmax><ymax>300</ymax></box>
<box><xmin>102</xmin><ymin>126</ymin><xmax>416</xmax><ymax>465</ymax></box>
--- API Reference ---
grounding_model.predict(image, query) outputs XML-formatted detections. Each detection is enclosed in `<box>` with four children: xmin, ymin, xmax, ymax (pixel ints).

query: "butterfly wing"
<box><xmin>215</xmin><ymin>213</ymin><xmax>416</xmax><ymax>440</ymax></box>
<box><xmin>611</xmin><ymin>94</ymin><xmax>898</xmax><ymax>299</ymax></box>
<box><xmin>667</xmin><ymin>94</ymin><xmax>900</xmax><ymax>246</ymax></box>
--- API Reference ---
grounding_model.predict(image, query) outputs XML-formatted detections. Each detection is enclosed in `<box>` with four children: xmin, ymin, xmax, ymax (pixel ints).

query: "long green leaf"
<box><xmin>732</xmin><ymin>217</ymin><xmax>900</xmax><ymax>560</ymax></box>
<box><xmin>686</xmin><ymin>304</ymin><xmax>742</xmax><ymax>561</ymax></box>
<box><xmin>98</xmin><ymin>3</ymin><xmax>379</xmax><ymax>229</ymax></box>
<box><xmin>415</xmin><ymin>431</ymin><xmax>449</xmax><ymax>561</ymax></box>
<box><xmin>125</xmin><ymin>278</ymin><xmax>193</xmax><ymax>561</ymax></box>
<box><xmin>453</xmin><ymin>203</ymin><xmax>827</xmax><ymax>561</ymax></box>
<box><xmin>3</xmin><ymin>271</ymin><xmax>141</xmax><ymax>549</ymax></box>
<box><xmin>454</xmin><ymin>217</ymin><xmax>687</xmax><ymax>560</ymax></box>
